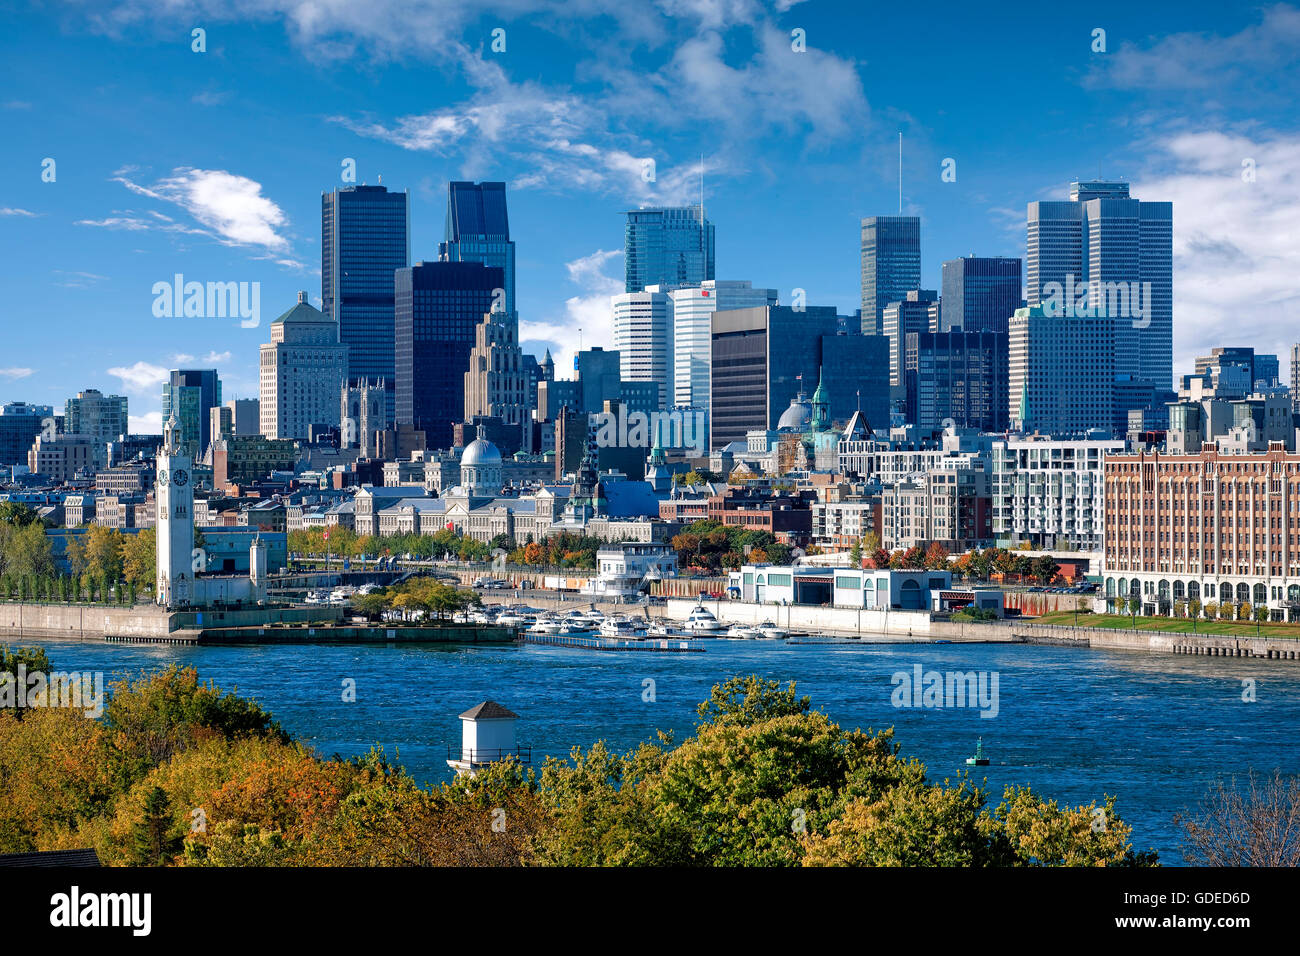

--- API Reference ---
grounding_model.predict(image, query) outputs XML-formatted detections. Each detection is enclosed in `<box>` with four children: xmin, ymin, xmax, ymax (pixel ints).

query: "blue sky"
<box><xmin>2</xmin><ymin>0</ymin><xmax>1298</xmax><ymax>431</ymax></box>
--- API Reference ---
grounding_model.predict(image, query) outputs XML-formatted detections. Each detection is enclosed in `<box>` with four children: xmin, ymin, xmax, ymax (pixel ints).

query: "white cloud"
<box><xmin>202</xmin><ymin>350</ymin><xmax>233</xmax><ymax>364</ymax></box>
<box><xmin>107</xmin><ymin>360</ymin><xmax>168</xmax><ymax>392</ymax></box>
<box><xmin>0</xmin><ymin>368</ymin><xmax>35</xmax><ymax>380</ymax></box>
<box><xmin>520</xmin><ymin>249</ymin><xmax>623</xmax><ymax>371</ymax></box>
<box><xmin>172</xmin><ymin>353</ymin><xmax>195</xmax><ymax>364</ymax></box>
<box><xmin>1133</xmin><ymin>129</ymin><xmax>1300</xmax><ymax>373</ymax></box>
<box><xmin>129</xmin><ymin>412</ymin><xmax>163</xmax><ymax>433</ymax></box>
<box><xmin>113</xmin><ymin>167</ymin><xmax>293</xmax><ymax>256</ymax></box>
<box><xmin>0</xmin><ymin>207</ymin><xmax>37</xmax><ymax>217</ymax></box>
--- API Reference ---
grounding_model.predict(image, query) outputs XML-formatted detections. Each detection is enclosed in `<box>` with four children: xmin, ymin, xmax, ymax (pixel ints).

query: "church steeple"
<box><xmin>810</xmin><ymin>366</ymin><xmax>829</xmax><ymax>432</ymax></box>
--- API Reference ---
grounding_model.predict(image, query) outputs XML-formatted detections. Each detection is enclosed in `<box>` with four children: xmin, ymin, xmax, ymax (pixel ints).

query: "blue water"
<box><xmin>21</xmin><ymin>636</ymin><xmax>1300</xmax><ymax>864</ymax></box>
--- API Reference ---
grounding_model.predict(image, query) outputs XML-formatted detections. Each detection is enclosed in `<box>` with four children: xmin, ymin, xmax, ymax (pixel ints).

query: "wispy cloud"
<box><xmin>0</xmin><ymin>207</ymin><xmax>38</xmax><ymax>217</ymax></box>
<box><xmin>53</xmin><ymin>270</ymin><xmax>110</xmax><ymax>288</ymax></box>
<box><xmin>1085</xmin><ymin>5</ymin><xmax>1300</xmax><ymax>93</ymax></box>
<box><xmin>0</xmin><ymin>367</ymin><xmax>35</xmax><ymax>380</ymax></box>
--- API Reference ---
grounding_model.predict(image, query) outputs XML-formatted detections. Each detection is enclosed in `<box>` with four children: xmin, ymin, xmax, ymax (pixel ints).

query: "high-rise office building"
<box><xmin>259</xmin><ymin>292</ymin><xmax>348</xmax><ymax>440</ymax></box>
<box><xmin>860</xmin><ymin>216</ymin><xmax>921</xmax><ymax>335</ymax></box>
<box><xmin>394</xmin><ymin>260</ymin><xmax>503</xmax><ymax>449</ymax></box>
<box><xmin>670</xmin><ymin>280</ymin><xmax>779</xmax><ymax>413</ymax></box>
<box><xmin>463</xmin><ymin>308</ymin><xmax>533</xmax><ymax>441</ymax></box>
<box><xmin>624</xmin><ymin>205</ymin><xmax>714</xmax><ymax>294</ymax></box>
<box><xmin>1193</xmin><ymin>347</ymin><xmax>1279</xmax><ymax>391</ymax></box>
<box><xmin>709</xmin><ymin>306</ymin><xmax>886</xmax><ymax>447</ymax></box>
<box><xmin>612</xmin><ymin>285</ymin><xmax>676</xmax><ymax>410</ymax></box>
<box><xmin>905</xmin><ymin>330</ymin><xmax>1010</xmax><ymax>432</ymax></box>
<box><xmin>161</xmin><ymin>369</ymin><xmax>221</xmax><ymax>458</ymax></box>
<box><xmin>65</xmin><ymin>388</ymin><xmax>128</xmax><ymax>469</ymax></box>
<box><xmin>0</xmin><ymin>402</ymin><xmax>52</xmax><ymax>467</ymax></box>
<box><xmin>439</xmin><ymin>181</ymin><xmax>515</xmax><ymax>316</ymax></box>
<box><xmin>322</xmin><ymin>184</ymin><xmax>410</xmax><ymax>385</ymax></box>
<box><xmin>1026</xmin><ymin>180</ymin><xmax>1172</xmax><ymax>391</ymax></box>
<box><xmin>939</xmin><ymin>256</ymin><xmax>1022</xmax><ymax>333</ymax></box>
<box><xmin>1292</xmin><ymin>344</ymin><xmax>1300</xmax><ymax>414</ymax></box>
<box><xmin>1008</xmin><ymin>304</ymin><xmax>1114</xmax><ymax>437</ymax></box>
<box><xmin>882</xmin><ymin>289</ymin><xmax>939</xmax><ymax>390</ymax></box>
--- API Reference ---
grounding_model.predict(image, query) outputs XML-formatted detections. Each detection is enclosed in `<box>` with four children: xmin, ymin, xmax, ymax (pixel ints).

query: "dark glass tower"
<box><xmin>860</xmin><ymin>216</ymin><xmax>921</xmax><ymax>335</ymax></box>
<box><xmin>322</xmin><ymin>184</ymin><xmax>410</xmax><ymax>385</ymax></box>
<box><xmin>394</xmin><ymin>261</ymin><xmax>504</xmax><ymax>448</ymax></box>
<box><xmin>624</xmin><ymin>205</ymin><xmax>715</xmax><ymax>293</ymax></box>
<box><xmin>439</xmin><ymin>181</ymin><xmax>516</xmax><ymax>315</ymax></box>
<box><xmin>161</xmin><ymin>369</ymin><xmax>221</xmax><ymax>457</ymax></box>
<box><xmin>939</xmin><ymin>256</ymin><xmax>1023</xmax><ymax>333</ymax></box>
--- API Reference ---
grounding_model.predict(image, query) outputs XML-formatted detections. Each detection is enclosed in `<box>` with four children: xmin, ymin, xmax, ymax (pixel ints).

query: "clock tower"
<box><xmin>156</xmin><ymin>415</ymin><xmax>196</xmax><ymax>607</ymax></box>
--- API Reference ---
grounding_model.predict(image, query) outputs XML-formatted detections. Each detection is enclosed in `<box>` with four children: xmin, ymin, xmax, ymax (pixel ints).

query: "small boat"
<box><xmin>966</xmin><ymin>737</ymin><xmax>990</xmax><ymax>766</ymax></box>
<box><xmin>755</xmin><ymin>620</ymin><xmax>788</xmax><ymax>640</ymax></box>
<box><xmin>527</xmin><ymin>618</ymin><xmax>562</xmax><ymax>635</ymax></box>
<box><xmin>683</xmin><ymin>605</ymin><xmax>725</xmax><ymax>634</ymax></box>
<box><xmin>600</xmin><ymin>616</ymin><xmax>647</xmax><ymax>639</ymax></box>
<box><xmin>646</xmin><ymin>621</ymin><xmax>674</xmax><ymax>637</ymax></box>
<box><xmin>726</xmin><ymin>624</ymin><xmax>760</xmax><ymax>639</ymax></box>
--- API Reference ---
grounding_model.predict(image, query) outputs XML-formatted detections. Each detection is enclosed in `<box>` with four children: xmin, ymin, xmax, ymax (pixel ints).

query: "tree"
<box><xmin>0</xmin><ymin>522</ymin><xmax>55</xmax><ymax>581</ymax></box>
<box><xmin>848</xmin><ymin>540</ymin><xmax>862</xmax><ymax>568</ymax></box>
<box><xmin>1253</xmin><ymin>605</ymin><xmax>1270</xmax><ymax>630</ymax></box>
<box><xmin>924</xmin><ymin>542</ymin><xmax>950</xmax><ymax>571</ymax></box>
<box><xmin>83</xmin><ymin>525</ymin><xmax>125</xmax><ymax>590</ymax></box>
<box><xmin>1188</xmin><ymin>598</ymin><xmax>1202</xmax><ymax>621</ymax></box>
<box><xmin>1127</xmin><ymin>596</ymin><xmax>1141</xmax><ymax>620</ymax></box>
<box><xmin>131</xmin><ymin>786</ymin><xmax>183</xmax><ymax>866</ymax></box>
<box><xmin>1237</xmin><ymin>601</ymin><xmax>1252</xmax><ymax>623</ymax></box>
<box><xmin>1030</xmin><ymin>555</ymin><xmax>1059</xmax><ymax>585</ymax></box>
<box><xmin>1177</xmin><ymin>771</ymin><xmax>1300</xmax><ymax>866</ymax></box>
<box><xmin>121</xmin><ymin>528</ymin><xmax>156</xmax><ymax>593</ymax></box>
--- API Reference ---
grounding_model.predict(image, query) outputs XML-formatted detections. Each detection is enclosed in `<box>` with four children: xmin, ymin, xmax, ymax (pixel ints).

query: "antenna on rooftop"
<box><xmin>898</xmin><ymin>132</ymin><xmax>903</xmax><ymax>215</ymax></box>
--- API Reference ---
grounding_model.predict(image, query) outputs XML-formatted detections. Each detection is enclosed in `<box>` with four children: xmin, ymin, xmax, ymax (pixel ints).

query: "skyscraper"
<box><xmin>1026</xmin><ymin>180</ymin><xmax>1172</xmax><ymax>391</ymax></box>
<box><xmin>670</xmin><ymin>280</ymin><xmax>779</xmax><ymax>414</ymax></box>
<box><xmin>394</xmin><ymin>261</ymin><xmax>503</xmax><ymax>448</ymax></box>
<box><xmin>258</xmin><ymin>292</ymin><xmax>349</xmax><ymax>441</ymax></box>
<box><xmin>612</xmin><ymin>285</ymin><xmax>676</xmax><ymax>410</ymax></box>
<box><xmin>624</xmin><ymin>205</ymin><xmax>714</xmax><ymax>293</ymax></box>
<box><xmin>860</xmin><ymin>216</ymin><xmax>921</xmax><ymax>335</ymax></box>
<box><xmin>64</xmin><ymin>388</ymin><xmax>128</xmax><ymax>469</ymax></box>
<box><xmin>162</xmin><ymin>369</ymin><xmax>221</xmax><ymax>458</ymax></box>
<box><xmin>322</xmin><ymin>184</ymin><xmax>410</xmax><ymax>385</ymax></box>
<box><xmin>939</xmin><ymin>256</ymin><xmax>1023</xmax><ymax>333</ymax></box>
<box><xmin>882</xmin><ymin>289</ymin><xmax>939</xmax><ymax>390</ymax></box>
<box><xmin>439</xmin><ymin>181</ymin><xmax>515</xmax><ymax>316</ymax></box>
<box><xmin>1008</xmin><ymin>304</ymin><xmax>1115</xmax><ymax>436</ymax></box>
<box><xmin>905</xmin><ymin>330</ymin><xmax>1009</xmax><ymax>432</ymax></box>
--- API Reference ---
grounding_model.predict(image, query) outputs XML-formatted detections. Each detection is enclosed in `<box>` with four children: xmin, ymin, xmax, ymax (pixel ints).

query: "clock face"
<box><xmin>172</xmin><ymin>468</ymin><xmax>189</xmax><ymax>487</ymax></box>
<box><xmin>158</xmin><ymin>469</ymin><xmax>169</xmax><ymax>487</ymax></box>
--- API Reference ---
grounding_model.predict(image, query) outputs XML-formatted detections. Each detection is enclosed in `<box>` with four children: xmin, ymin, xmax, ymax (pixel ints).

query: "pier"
<box><xmin>520</xmin><ymin>632</ymin><xmax>704</xmax><ymax>653</ymax></box>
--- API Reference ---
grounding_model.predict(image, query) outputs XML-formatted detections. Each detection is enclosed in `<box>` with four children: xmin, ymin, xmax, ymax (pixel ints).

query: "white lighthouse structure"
<box><xmin>156</xmin><ymin>415</ymin><xmax>196</xmax><ymax>608</ymax></box>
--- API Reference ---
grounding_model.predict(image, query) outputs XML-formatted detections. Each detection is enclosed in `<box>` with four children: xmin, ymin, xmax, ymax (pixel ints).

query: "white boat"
<box><xmin>527</xmin><ymin>618</ymin><xmax>562</xmax><ymax>634</ymax></box>
<box><xmin>646</xmin><ymin>621</ymin><xmax>674</xmax><ymax>637</ymax></box>
<box><xmin>726</xmin><ymin>624</ymin><xmax>760</xmax><ymax>639</ymax></box>
<box><xmin>561</xmin><ymin>615</ymin><xmax>597</xmax><ymax>633</ymax></box>
<box><xmin>756</xmin><ymin>620</ymin><xmax>788</xmax><ymax>640</ymax></box>
<box><xmin>600</xmin><ymin>616</ymin><xmax>647</xmax><ymax>639</ymax></box>
<box><xmin>495</xmin><ymin>611</ymin><xmax>531</xmax><ymax>626</ymax></box>
<box><xmin>683</xmin><ymin>605</ymin><xmax>726</xmax><ymax>634</ymax></box>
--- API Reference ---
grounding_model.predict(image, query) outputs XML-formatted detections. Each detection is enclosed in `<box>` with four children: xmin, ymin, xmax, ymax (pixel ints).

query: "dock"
<box><xmin>520</xmin><ymin>632</ymin><xmax>704</xmax><ymax>653</ymax></box>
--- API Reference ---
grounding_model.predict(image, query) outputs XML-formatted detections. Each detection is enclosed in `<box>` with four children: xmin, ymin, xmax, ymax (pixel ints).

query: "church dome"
<box><xmin>461</xmin><ymin>436</ymin><xmax>502</xmax><ymax>466</ymax></box>
<box><xmin>777</xmin><ymin>395</ymin><xmax>813</xmax><ymax>431</ymax></box>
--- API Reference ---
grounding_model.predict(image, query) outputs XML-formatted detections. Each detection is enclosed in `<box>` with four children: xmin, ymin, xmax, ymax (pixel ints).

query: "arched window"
<box><xmin>1254</xmin><ymin>583</ymin><xmax>1266</xmax><ymax>605</ymax></box>
<box><xmin>1237</xmin><ymin>582</ymin><xmax>1250</xmax><ymax>604</ymax></box>
<box><xmin>1188</xmin><ymin>581</ymin><xmax>1200</xmax><ymax>602</ymax></box>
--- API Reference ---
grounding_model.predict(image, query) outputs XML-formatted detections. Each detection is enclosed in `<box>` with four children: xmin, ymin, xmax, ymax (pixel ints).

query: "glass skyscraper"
<box><xmin>624</xmin><ymin>205</ymin><xmax>714</xmax><ymax>293</ymax></box>
<box><xmin>860</xmin><ymin>216</ymin><xmax>921</xmax><ymax>335</ymax></box>
<box><xmin>162</xmin><ymin>369</ymin><xmax>222</xmax><ymax>458</ymax></box>
<box><xmin>939</xmin><ymin>256</ymin><xmax>1023</xmax><ymax>333</ymax></box>
<box><xmin>322</xmin><ymin>184</ymin><xmax>410</xmax><ymax>385</ymax></box>
<box><xmin>1027</xmin><ymin>180</ymin><xmax>1172</xmax><ymax>391</ymax></box>
<box><xmin>439</xmin><ymin>181</ymin><xmax>515</xmax><ymax>316</ymax></box>
<box><xmin>394</xmin><ymin>261</ymin><xmax>504</xmax><ymax>449</ymax></box>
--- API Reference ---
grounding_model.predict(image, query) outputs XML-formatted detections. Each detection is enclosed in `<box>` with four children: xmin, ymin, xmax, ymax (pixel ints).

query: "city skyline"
<box><xmin>2</xmin><ymin>2</ymin><xmax>1299</xmax><ymax>433</ymax></box>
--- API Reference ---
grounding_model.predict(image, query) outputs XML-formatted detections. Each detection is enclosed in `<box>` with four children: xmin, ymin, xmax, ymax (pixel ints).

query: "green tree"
<box><xmin>130</xmin><ymin>786</ymin><xmax>183</xmax><ymax>866</ymax></box>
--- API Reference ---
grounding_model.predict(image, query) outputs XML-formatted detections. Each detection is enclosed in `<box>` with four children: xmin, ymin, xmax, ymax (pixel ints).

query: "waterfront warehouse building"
<box><xmin>1102</xmin><ymin>443</ymin><xmax>1300</xmax><ymax>620</ymax></box>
